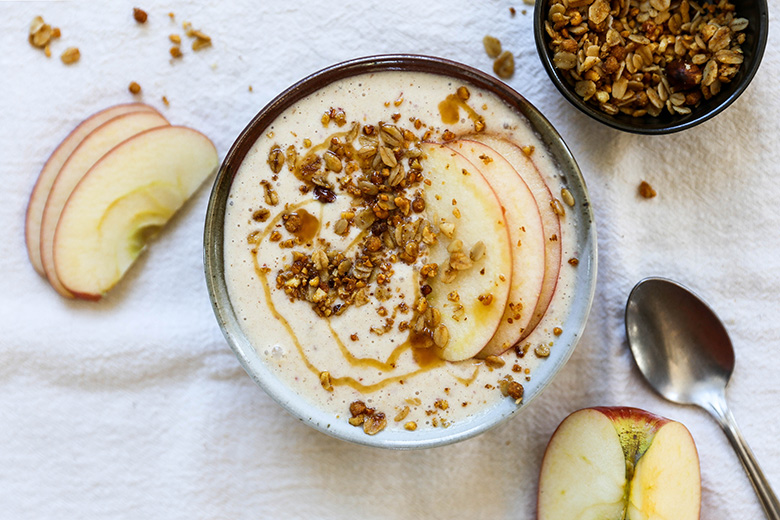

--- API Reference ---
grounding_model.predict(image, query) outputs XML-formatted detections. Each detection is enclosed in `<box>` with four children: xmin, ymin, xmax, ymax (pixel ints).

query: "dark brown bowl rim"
<box><xmin>533</xmin><ymin>0</ymin><xmax>769</xmax><ymax>134</ymax></box>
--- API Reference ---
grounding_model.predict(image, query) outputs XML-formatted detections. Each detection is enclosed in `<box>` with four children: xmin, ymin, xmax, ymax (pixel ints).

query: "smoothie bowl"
<box><xmin>205</xmin><ymin>55</ymin><xmax>597</xmax><ymax>449</ymax></box>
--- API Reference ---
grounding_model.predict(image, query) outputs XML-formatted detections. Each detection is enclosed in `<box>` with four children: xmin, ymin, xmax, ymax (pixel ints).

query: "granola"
<box><xmin>544</xmin><ymin>0</ymin><xmax>749</xmax><ymax>117</ymax></box>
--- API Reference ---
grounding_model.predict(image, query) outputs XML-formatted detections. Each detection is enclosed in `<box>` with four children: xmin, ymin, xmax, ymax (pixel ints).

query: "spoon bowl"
<box><xmin>625</xmin><ymin>277</ymin><xmax>780</xmax><ymax>519</ymax></box>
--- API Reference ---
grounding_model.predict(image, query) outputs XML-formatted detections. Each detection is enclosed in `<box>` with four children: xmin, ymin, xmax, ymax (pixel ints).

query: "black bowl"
<box><xmin>534</xmin><ymin>0</ymin><xmax>769</xmax><ymax>134</ymax></box>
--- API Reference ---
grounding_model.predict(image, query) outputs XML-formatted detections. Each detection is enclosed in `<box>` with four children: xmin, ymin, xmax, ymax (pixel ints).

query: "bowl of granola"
<box><xmin>534</xmin><ymin>0</ymin><xmax>768</xmax><ymax>134</ymax></box>
<box><xmin>205</xmin><ymin>55</ymin><xmax>596</xmax><ymax>448</ymax></box>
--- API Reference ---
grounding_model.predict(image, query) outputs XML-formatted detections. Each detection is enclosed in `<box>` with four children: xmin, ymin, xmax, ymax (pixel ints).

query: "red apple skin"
<box><xmin>25</xmin><ymin>103</ymin><xmax>160</xmax><ymax>276</ymax></box>
<box><xmin>537</xmin><ymin>407</ymin><xmax>701</xmax><ymax>520</ymax></box>
<box><xmin>461</xmin><ymin>135</ymin><xmax>562</xmax><ymax>345</ymax></box>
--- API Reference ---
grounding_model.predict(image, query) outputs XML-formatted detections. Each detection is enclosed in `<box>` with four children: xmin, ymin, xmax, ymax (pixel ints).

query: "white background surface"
<box><xmin>1</xmin><ymin>1</ymin><xmax>778</xmax><ymax>518</ymax></box>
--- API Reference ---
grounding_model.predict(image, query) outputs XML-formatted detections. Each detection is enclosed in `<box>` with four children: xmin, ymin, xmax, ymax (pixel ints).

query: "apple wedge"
<box><xmin>444</xmin><ymin>140</ymin><xmax>546</xmax><ymax>357</ymax></box>
<box><xmin>465</xmin><ymin>134</ymin><xmax>562</xmax><ymax>343</ymax></box>
<box><xmin>538</xmin><ymin>407</ymin><xmax>701</xmax><ymax>520</ymax></box>
<box><xmin>53</xmin><ymin>126</ymin><xmax>218</xmax><ymax>300</ymax></box>
<box><xmin>25</xmin><ymin>103</ymin><xmax>160</xmax><ymax>275</ymax></box>
<box><xmin>419</xmin><ymin>142</ymin><xmax>512</xmax><ymax>361</ymax></box>
<box><xmin>40</xmin><ymin>110</ymin><xmax>170</xmax><ymax>297</ymax></box>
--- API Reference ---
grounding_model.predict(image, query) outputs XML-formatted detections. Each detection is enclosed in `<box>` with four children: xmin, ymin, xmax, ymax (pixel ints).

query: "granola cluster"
<box><xmin>260</xmin><ymin>103</ymin><xmax>490</xmax><ymax>352</ymax></box>
<box><xmin>544</xmin><ymin>0</ymin><xmax>749</xmax><ymax>117</ymax></box>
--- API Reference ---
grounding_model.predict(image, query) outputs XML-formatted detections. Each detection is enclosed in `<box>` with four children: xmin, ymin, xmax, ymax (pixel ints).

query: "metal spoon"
<box><xmin>625</xmin><ymin>277</ymin><xmax>780</xmax><ymax>519</ymax></box>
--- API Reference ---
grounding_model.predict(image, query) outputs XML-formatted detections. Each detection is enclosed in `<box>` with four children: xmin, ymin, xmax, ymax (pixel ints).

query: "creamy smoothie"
<box><xmin>223</xmin><ymin>70</ymin><xmax>580</xmax><ymax>435</ymax></box>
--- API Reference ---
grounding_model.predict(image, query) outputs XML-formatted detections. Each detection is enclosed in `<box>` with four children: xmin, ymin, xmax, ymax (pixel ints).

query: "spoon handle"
<box><xmin>705</xmin><ymin>396</ymin><xmax>780</xmax><ymax>520</ymax></box>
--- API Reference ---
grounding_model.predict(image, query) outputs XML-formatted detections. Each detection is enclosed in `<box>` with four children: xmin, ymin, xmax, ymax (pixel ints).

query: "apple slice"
<box><xmin>53</xmin><ymin>126</ymin><xmax>219</xmax><ymax>300</ymax></box>
<box><xmin>25</xmin><ymin>103</ymin><xmax>159</xmax><ymax>275</ymax></box>
<box><xmin>465</xmin><ymin>134</ymin><xmax>562</xmax><ymax>342</ymax></box>
<box><xmin>538</xmin><ymin>407</ymin><xmax>701</xmax><ymax>520</ymax></box>
<box><xmin>444</xmin><ymin>140</ymin><xmax>546</xmax><ymax>357</ymax></box>
<box><xmin>419</xmin><ymin>142</ymin><xmax>512</xmax><ymax>361</ymax></box>
<box><xmin>40</xmin><ymin>110</ymin><xmax>170</xmax><ymax>297</ymax></box>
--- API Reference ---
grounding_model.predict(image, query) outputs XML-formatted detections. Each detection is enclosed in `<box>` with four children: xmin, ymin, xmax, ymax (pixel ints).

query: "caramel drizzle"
<box><xmin>247</xmin><ymin>125</ymin><xmax>486</xmax><ymax>393</ymax></box>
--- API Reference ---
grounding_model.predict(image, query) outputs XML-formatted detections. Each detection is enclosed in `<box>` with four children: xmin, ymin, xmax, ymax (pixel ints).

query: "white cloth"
<box><xmin>1</xmin><ymin>1</ymin><xmax>778</xmax><ymax>518</ymax></box>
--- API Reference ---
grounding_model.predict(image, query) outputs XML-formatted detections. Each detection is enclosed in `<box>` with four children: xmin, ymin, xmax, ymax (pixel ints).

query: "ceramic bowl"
<box><xmin>204</xmin><ymin>54</ymin><xmax>597</xmax><ymax>448</ymax></box>
<box><xmin>534</xmin><ymin>0</ymin><xmax>769</xmax><ymax>134</ymax></box>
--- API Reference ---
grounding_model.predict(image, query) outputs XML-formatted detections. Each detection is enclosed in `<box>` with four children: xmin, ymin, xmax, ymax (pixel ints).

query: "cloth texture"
<box><xmin>1</xmin><ymin>1</ymin><xmax>778</xmax><ymax>518</ymax></box>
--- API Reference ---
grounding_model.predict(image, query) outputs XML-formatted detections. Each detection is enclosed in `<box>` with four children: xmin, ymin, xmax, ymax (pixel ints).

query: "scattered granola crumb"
<box><xmin>404</xmin><ymin>421</ymin><xmax>417</xmax><ymax>431</ymax></box>
<box><xmin>493</xmin><ymin>51</ymin><xmax>515</xmax><ymax>79</ymax></box>
<box><xmin>248</xmin><ymin>85</ymin><xmax>253</xmax><ymax>92</ymax></box>
<box><xmin>128</xmin><ymin>81</ymin><xmax>141</xmax><ymax>95</ymax></box>
<box><xmin>510</xmin><ymin>6</ymin><xmax>517</xmax><ymax>16</ymax></box>
<box><xmin>483</xmin><ymin>35</ymin><xmax>502</xmax><ymax>59</ymax></box>
<box><xmin>170</xmin><ymin>46</ymin><xmax>182</xmax><ymax>59</ymax></box>
<box><xmin>29</xmin><ymin>16</ymin><xmax>53</xmax><ymax>50</ymax></box>
<box><xmin>639</xmin><ymin>181</ymin><xmax>657</xmax><ymax>198</ymax></box>
<box><xmin>169</xmin><ymin>34</ymin><xmax>181</xmax><ymax>44</ymax></box>
<box><xmin>133</xmin><ymin>7</ymin><xmax>148</xmax><ymax>24</ymax></box>
<box><xmin>161</xmin><ymin>95</ymin><xmax>169</xmax><ymax>106</ymax></box>
<box><xmin>60</xmin><ymin>47</ymin><xmax>80</xmax><ymax>65</ymax></box>
<box><xmin>168</xmin><ymin>12</ymin><xmax>175</xmax><ymax>20</ymax></box>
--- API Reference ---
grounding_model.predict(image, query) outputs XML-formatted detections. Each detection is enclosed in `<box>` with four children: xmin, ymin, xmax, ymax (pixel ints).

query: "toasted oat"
<box><xmin>60</xmin><ymin>47</ymin><xmax>80</xmax><ymax>65</ymax></box>
<box><xmin>493</xmin><ymin>50</ymin><xmax>515</xmax><ymax>79</ymax></box>
<box><xmin>169</xmin><ymin>34</ymin><xmax>181</xmax><ymax>44</ymax></box>
<box><xmin>394</xmin><ymin>406</ymin><xmax>411</xmax><ymax>422</ymax></box>
<box><xmin>485</xmin><ymin>355</ymin><xmax>506</xmax><ymax>368</ymax></box>
<box><xmin>561</xmin><ymin>188</ymin><xmax>575</xmax><ymax>207</ymax></box>
<box><xmin>433</xmin><ymin>324</ymin><xmax>450</xmax><ymax>348</ymax></box>
<box><xmin>483</xmin><ymin>35</ymin><xmax>502</xmax><ymax>58</ymax></box>
<box><xmin>29</xmin><ymin>16</ymin><xmax>53</xmax><ymax>48</ymax></box>
<box><xmin>363</xmin><ymin>413</ymin><xmax>387</xmax><ymax>435</ymax></box>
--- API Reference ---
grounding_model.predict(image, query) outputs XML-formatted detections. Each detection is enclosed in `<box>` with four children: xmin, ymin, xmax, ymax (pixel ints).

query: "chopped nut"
<box><xmin>639</xmin><ymin>181</ymin><xmax>657</xmax><ymax>198</ymax></box>
<box><xmin>507</xmin><ymin>381</ymin><xmax>524</xmax><ymax>402</ymax></box>
<box><xmin>133</xmin><ymin>7</ymin><xmax>148</xmax><ymax>23</ymax></box>
<box><xmin>534</xmin><ymin>344</ymin><xmax>551</xmax><ymax>357</ymax></box>
<box><xmin>319</xmin><ymin>371</ymin><xmax>334</xmax><ymax>392</ymax></box>
<box><xmin>449</xmin><ymin>251</ymin><xmax>473</xmax><ymax>271</ymax></box>
<box><xmin>478</xmin><ymin>293</ymin><xmax>494</xmax><ymax>306</ymax></box>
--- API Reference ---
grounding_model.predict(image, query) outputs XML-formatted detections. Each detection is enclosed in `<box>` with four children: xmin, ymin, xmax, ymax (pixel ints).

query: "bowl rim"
<box><xmin>204</xmin><ymin>54</ymin><xmax>598</xmax><ymax>449</ymax></box>
<box><xmin>533</xmin><ymin>0</ymin><xmax>770</xmax><ymax>134</ymax></box>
